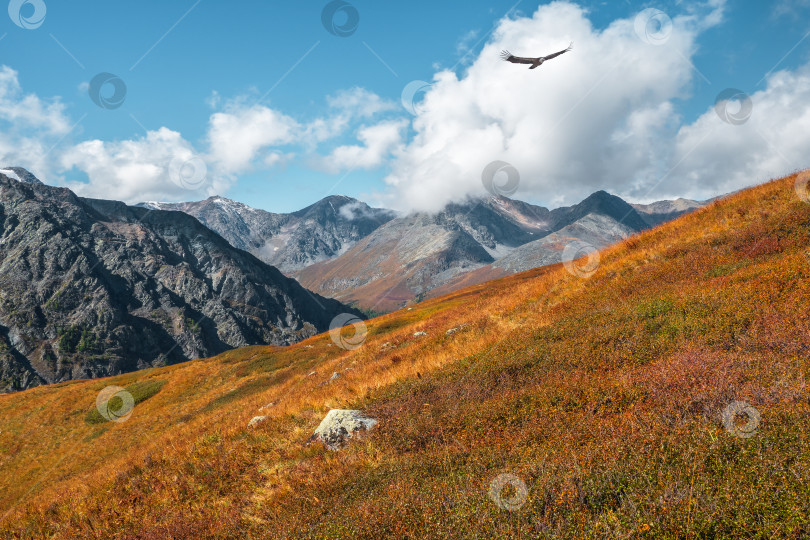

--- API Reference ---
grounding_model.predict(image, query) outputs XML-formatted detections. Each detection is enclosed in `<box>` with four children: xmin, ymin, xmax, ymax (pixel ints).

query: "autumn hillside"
<box><xmin>2</xmin><ymin>172</ymin><xmax>810</xmax><ymax>538</ymax></box>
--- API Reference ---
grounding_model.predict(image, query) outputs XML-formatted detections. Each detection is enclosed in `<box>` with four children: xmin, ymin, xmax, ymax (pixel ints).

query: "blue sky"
<box><xmin>1</xmin><ymin>0</ymin><xmax>810</xmax><ymax>212</ymax></box>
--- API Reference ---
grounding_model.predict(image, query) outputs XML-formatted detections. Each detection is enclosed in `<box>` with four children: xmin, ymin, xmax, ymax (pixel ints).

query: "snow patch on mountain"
<box><xmin>0</xmin><ymin>169</ymin><xmax>21</xmax><ymax>182</ymax></box>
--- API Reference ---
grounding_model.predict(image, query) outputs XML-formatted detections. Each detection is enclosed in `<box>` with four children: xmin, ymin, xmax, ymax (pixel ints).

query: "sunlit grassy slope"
<box><xmin>1</xmin><ymin>173</ymin><xmax>809</xmax><ymax>538</ymax></box>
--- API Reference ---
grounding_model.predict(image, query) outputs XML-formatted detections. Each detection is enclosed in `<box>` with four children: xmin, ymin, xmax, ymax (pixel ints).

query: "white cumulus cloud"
<box><xmin>60</xmin><ymin>128</ymin><xmax>227</xmax><ymax>203</ymax></box>
<box><xmin>670</xmin><ymin>64</ymin><xmax>810</xmax><ymax>200</ymax></box>
<box><xmin>318</xmin><ymin>119</ymin><xmax>408</xmax><ymax>173</ymax></box>
<box><xmin>0</xmin><ymin>66</ymin><xmax>71</xmax><ymax>135</ymax></box>
<box><xmin>382</xmin><ymin>1</ymin><xmax>730</xmax><ymax>212</ymax></box>
<box><xmin>207</xmin><ymin>101</ymin><xmax>300</xmax><ymax>172</ymax></box>
<box><xmin>0</xmin><ymin>66</ymin><xmax>72</xmax><ymax>178</ymax></box>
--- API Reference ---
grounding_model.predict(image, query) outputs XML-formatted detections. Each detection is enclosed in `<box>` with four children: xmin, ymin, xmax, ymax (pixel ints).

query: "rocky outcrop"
<box><xmin>0</xmin><ymin>170</ymin><xmax>361</xmax><ymax>393</ymax></box>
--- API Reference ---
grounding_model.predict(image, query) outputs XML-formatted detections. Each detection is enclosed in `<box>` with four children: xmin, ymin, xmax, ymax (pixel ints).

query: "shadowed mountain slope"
<box><xmin>0</xmin><ymin>170</ymin><xmax>359</xmax><ymax>392</ymax></box>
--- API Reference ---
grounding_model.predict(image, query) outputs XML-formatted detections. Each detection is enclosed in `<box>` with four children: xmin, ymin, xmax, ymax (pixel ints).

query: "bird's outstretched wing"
<box><xmin>541</xmin><ymin>42</ymin><xmax>573</xmax><ymax>61</ymax></box>
<box><xmin>500</xmin><ymin>50</ymin><xmax>537</xmax><ymax>64</ymax></box>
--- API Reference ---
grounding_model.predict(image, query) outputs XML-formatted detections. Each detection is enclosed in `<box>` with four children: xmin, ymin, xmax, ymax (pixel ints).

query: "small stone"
<box><xmin>413</xmin><ymin>331</ymin><xmax>427</xmax><ymax>337</ymax></box>
<box><xmin>330</xmin><ymin>372</ymin><xmax>341</xmax><ymax>380</ymax></box>
<box><xmin>446</xmin><ymin>324</ymin><xmax>468</xmax><ymax>335</ymax></box>
<box><xmin>259</xmin><ymin>402</ymin><xmax>276</xmax><ymax>410</ymax></box>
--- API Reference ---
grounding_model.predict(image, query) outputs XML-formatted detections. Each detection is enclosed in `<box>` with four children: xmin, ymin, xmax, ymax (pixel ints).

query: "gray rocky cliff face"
<box><xmin>0</xmin><ymin>170</ymin><xmax>360</xmax><ymax>392</ymax></box>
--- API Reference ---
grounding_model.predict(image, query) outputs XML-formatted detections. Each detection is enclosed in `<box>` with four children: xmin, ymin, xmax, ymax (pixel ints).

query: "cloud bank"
<box><xmin>383</xmin><ymin>1</ymin><xmax>731</xmax><ymax>211</ymax></box>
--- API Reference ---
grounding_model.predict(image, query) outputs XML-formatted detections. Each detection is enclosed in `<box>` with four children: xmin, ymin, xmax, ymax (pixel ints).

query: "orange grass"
<box><xmin>1</xmin><ymin>173</ymin><xmax>809</xmax><ymax>538</ymax></box>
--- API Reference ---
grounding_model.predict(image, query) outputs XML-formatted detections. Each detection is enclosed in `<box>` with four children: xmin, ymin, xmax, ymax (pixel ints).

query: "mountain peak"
<box><xmin>0</xmin><ymin>167</ymin><xmax>43</xmax><ymax>185</ymax></box>
<box><xmin>560</xmin><ymin>190</ymin><xmax>648</xmax><ymax>230</ymax></box>
<box><xmin>294</xmin><ymin>194</ymin><xmax>357</xmax><ymax>213</ymax></box>
<box><xmin>206</xmin><ymin>195</ymin><xmax>239</xmax><ymax>205</ymax></box>
<box><xmin>581</xmin><ymin>190</ymin><xmax>616</xmax><ymax>203</ymax></box>
<box><xmin>291</xmin><ymin>195</ymin><xmax>387</xmax><ymax>221</ymax></box>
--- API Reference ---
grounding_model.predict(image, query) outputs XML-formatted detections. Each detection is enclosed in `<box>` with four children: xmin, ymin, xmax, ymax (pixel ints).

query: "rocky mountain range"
<box><xmin>295</xmin><ymin>191</ymin><xmax>692</xmax><ymax>311</ymax></box>
<box><xmin>139</xmin><ymin>195</ymin><xmax>395</xmax><ymax>273</ymax></box>
<box><xmin>631</xmin><ymin>198</ymin><xmax>708</xmax><ymax>227</ymax></box>
<box><xmin>144</xmin><ymin>189</ymin><xmax>706</xmax><ymax>313</ymax></box>
<box><xmin>0</xmin><ymin>169</ymin><xmax>359</xmax><ymax>392</ymax></box>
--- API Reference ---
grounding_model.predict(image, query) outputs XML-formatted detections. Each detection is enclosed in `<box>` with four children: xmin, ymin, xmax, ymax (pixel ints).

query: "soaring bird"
<box><xmin>500</xmin><ymin>42</ymin><xmax>573</xmax><ymax>69</ymax></box>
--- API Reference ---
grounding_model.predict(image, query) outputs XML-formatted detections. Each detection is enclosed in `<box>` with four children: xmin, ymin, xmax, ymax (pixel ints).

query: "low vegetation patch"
<box><xmin>84</xmin><ymin>379</ymin><xmax>167</xmax><ymax>424</ymax></box>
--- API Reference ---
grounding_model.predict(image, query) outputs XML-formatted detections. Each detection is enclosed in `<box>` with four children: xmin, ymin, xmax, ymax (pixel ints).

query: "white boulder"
<box><xmin>248</xmin><ymin>415</ymin><xmax>269</xmax><ymax>428</ymax></box>
<box><xmin>310</xmin><ymin>409</ymin><xmax>377</xmax><ymax>451</ymax></box>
